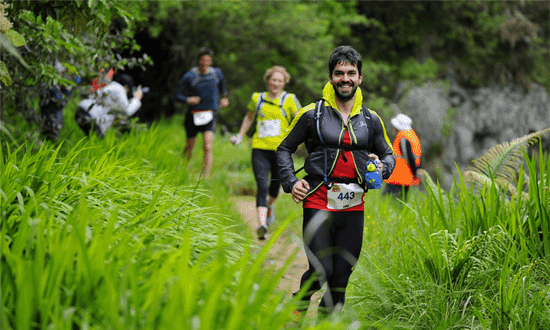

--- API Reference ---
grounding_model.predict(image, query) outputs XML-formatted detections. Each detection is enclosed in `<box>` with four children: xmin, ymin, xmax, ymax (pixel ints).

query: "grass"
<box><xmin>2</xmin><ymin>106</ymin><xmax>550</xmax><ymax>329</ymax></box>
<box><xmin>345</xmin><ymin>147</ymin><xmax>550</xmax><ymax>329</ymax></box>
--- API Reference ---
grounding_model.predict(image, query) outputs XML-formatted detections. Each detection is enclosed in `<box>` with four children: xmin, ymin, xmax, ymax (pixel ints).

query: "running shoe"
<box><xmin>256</xmin><ymin>224</ymin><xmax>267</xmax><ymax>240</ymax></box>
<box><xmin>266</xmin><ymin>205</ymin><xmax>275</xmax><ymax>226</ymax></box>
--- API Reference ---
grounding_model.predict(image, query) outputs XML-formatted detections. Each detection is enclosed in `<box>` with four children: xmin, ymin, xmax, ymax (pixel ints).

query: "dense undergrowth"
<box><xmin>1</xmin><ymin>108</ymin><xmax>549</xmax><ymax>328</ymax></box>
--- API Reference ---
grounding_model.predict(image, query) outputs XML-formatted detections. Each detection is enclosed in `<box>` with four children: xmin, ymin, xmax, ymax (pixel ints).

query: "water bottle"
<box><xmin>365</xmin><ymin>159</ymin><xmax>383</xmax><ymax>189</ymax></box>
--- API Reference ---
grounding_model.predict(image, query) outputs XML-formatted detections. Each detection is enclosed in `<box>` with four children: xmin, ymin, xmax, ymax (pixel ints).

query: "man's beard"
<box><xmin>332</xmin><ymin>82</ymin><xmax>357</xmax><ymax>102</ymax></box>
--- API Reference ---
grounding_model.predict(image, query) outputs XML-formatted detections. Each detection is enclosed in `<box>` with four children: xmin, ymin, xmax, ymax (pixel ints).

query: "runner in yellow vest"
<box><xmin>230</xmin><ymin>66</ymin><xmax>301</xmax><ymax>239</ymax></box>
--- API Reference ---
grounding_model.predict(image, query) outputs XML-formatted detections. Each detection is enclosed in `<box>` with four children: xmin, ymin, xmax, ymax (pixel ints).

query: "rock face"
<box><xmin>394</xmin><ymin>79</ymin><xmax>550</xmax><ymax>189</ymax></box>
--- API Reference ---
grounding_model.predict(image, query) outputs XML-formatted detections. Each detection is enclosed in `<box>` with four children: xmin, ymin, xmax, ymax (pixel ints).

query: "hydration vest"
<box><xmin>255</xmin><ymin>91</ymin><xmax>291</xmax><ymax>124</ymax></box>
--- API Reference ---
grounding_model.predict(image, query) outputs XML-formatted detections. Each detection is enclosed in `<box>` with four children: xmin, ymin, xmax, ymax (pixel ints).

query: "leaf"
<box><xmin>0</xmin><ymin>60</ymin><xmax>12</xmax><ymax>86</ymax></box>
<box><xmin>75</xmin><ymin>13</ymin><xmax>87</xmax><ymax>35</ymax></box>
<box><xmin>73</xmin><ymin>17</ymin><xmax>79</xmax><ymax>35</ymax></box>
<box><xmin>417</xmin><ymin>168</ymin><xmax>439</xmax><ymax>193</ymax></box>
<box><xmin>0</xmin><ymin>121</ymin><xmax>17</xmax><ymax>145</ymax></box>
<box><xmin>60</xmin><ymin>15</ymin><xmax>71</xmax><ymax>27</ymax></box>
<box><xmin>63</xmin><ymin>62</ymin><xmax>79</xmax><ymax>75</ymax></box>
<box><xmin>4</xmin><ymin>29</ymin><xmax>26</xmax><ymax>47</ymax></box>
<box><xmin>52</xmin><ymin>20</ymin><xmax>60</xmax><ymax>38</ymax></box>
<box><xmin>466</xmin><ymin>127</ymin><xmax>550</xmax><ymax>193</ymax></box>
<box><xmin>0</xmin><ymin>33</ymin><xmax>30</xmax><ymax>69</ymax></box>
<box><xmin>463</xmin><ymin>170</ymin><xmax>493</xmax><ymax>189</ymax></box>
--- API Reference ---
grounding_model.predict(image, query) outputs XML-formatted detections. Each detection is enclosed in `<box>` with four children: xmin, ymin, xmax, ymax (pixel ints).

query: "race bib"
<box><xmin>258</xmin><ymin>119</ymin><xmax>281</xmax><ymax>138</ymax></box>
<box><xmin>193</xmin><ymin>110</ymin><xmax>214</xmax><ymax>126</ymax></box>
<box><xmin>327</xmin><ymin>183</ymin><xmax>364</xmax><ymax>210</ymax></box>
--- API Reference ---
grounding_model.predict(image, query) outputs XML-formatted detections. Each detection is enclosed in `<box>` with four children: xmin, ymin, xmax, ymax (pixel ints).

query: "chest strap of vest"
<box><xmin>309</xmin><ymin>175</ymin><xmax>359</xmax><ymax>188</ymax></box>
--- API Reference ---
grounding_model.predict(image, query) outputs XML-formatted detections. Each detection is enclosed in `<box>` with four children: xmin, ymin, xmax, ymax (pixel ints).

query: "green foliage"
<box><xmin>0</xmin><ymin>122</ymin><xmax>309</xmax><ymax>330</ymax></box>
<box><xmin>138</xmin><ymin>0</ymin><xmax>368</xmax><ymax>128</ymax></box>
<box><xmin>4</xmin><ymin>0</ymin><xmax>549</xmax><ymax>142</ymax></box>
<box><xmin>398</xmin><ymin>57</ymin><xmax>441</xmax><ymax>84</ymax></box>
<box><xmin>3</xmin><ymin>106</ymin><xmax>550</xmax><ymax>328</ymax></box>
<box><xmin>350</xmin><ymin>148</ymin><xmax>550</xmax><ymax>328</ymax></box>
<box><xmin>464</xmin><ymin>127</ymin><xmax>550</xmax><ymax>197</ymax></box>
<box><xmin>522</xmin><ymin>146</ymin><xmax>550</xmax><ymax>260</ymax></box>
<box><xmin>361</xmin><ymin>60</ymin><xmax>395</xmax><ymax>97</ymax></box>
<box><xmin>8</xmin><ymin>0</ymin><xmax>131</xmax><ymax>37</ymax></box>
<box><xmin>0</xmin><ymin>0</ymin><xmax>152</xmax><ymax>144</ymax></box>
<box><xmin>0</xmin><ymin>113</ymin><xmax>369</xmax><ymax>329</ymax></box>
<box><xmin>2</xmin><ymin>1</ymin><xmax>550</xmax><ymax>328</ymax></box>
<box><xmin>0</xmin><ymin>1</ymin><xmax>28</xmax><ymax>86</ymax></box>
<box><xmin>354</xmin><ymin>0</ymin><xmax>549</xmax><ymax>90</ymax></box>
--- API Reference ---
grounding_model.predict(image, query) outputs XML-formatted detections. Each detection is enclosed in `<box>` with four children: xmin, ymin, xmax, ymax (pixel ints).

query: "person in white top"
<box><xmin>76</xmin><ymin>74</ymin><xmax>143</xmax><ymax>138</ymax></box>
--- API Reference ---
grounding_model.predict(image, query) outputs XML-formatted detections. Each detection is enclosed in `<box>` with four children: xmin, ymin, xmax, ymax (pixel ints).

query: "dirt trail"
<box><xmin>231</xmin><ymin>197</ymin><xmax>321</xmax><ymax>317</ymax></box>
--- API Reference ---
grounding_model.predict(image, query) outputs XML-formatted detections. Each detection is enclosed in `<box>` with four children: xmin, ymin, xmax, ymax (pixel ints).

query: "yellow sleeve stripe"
<box><xmin>369</xmin><ymin>109</ymin><xmax>394</xmax><ymax>153</ymax></box>
<box><xmin>280</xmin><ymin>102</ymin><xmax>315</xmax><ymax>140</ymax></box>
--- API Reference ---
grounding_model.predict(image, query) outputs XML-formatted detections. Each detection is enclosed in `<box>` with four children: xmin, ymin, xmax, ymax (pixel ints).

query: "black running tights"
<box><xmin>251</xmin><ymin>149</ymin><xmax>280</xmax><ymax>207</ymax></box>
<box><xmin>298</xmin><ymin>208</ymin><xmax>364</xmax><ymax>314</ymax></box>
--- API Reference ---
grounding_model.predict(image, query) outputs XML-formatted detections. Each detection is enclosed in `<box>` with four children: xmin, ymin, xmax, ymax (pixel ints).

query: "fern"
<box><xmin>417</xmin><ymin>168</ymin><xmax>439</xmax><ymax>194</ymax></box>
<box><xmin>464</xmin><ymin>127</ymin><xmax>550</xmax><ymax>195</ymax></box>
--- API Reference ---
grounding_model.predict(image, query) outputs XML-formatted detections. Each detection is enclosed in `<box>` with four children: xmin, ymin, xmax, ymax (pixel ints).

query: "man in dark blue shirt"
<box><xmin>175</xmin><ymin>47</ymin><xmax>229</xmax><ymax>179</ymax></box>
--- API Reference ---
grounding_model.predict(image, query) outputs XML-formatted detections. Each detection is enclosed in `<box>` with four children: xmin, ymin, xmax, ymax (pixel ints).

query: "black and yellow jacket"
<box><xmin>276</xmin><ymin>82</ymin><xmax>395</xmax><ymax>195</ymax></box>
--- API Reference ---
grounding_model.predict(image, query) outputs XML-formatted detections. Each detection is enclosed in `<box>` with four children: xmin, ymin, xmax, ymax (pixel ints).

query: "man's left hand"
<box><xmin>368</xmin><ymin>153</ymin><xmax>383</xmax><ymax>172</ymax></box>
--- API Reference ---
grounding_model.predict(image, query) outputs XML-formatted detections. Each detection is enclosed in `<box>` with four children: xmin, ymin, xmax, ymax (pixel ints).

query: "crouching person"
<box><xmin>76</xmin><ymin>74</ymin><xmax>143</xmax><ymax>138</ymax></box>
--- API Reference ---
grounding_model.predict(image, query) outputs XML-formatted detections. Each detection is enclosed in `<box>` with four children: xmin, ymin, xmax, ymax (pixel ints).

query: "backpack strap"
<box><xmin>314</xmin><ymin>99</ymin><xmax>331</xmax><ymax>188</ymax></box>
<box><xmin>314</xmin><ymin>99</ymin><xmax>325</xmax><ymax>145</ymax></box>
<box><xmin>255</xmin><ymin>91</ymin><xmax>292</xmax><ymax>123</ymax></box>
<box><xmin>278</xmin><ymin>91</ymin><xmax>289</xmax><ymax>108</ymax></box>
<box><xmin>256</xmin><ymin>92</ymin><xmax>265</xmax><ymax>114</ymax></box>
<box><xmin>293</xmin><ymin>99</ymin><xmax>323</xmax><ymax>177</ymax></box>
<box><xmin>364</xmin><ymin>107</ymin><xmax>375</xmax><ymax>152</ymax></box>
<box><xmin>279</xmin><ymin>91</ymin><xmax>292</xmax><ymax>123</ymax></box>
<box><xmin>254</xmin><ymin>92</ymin><xmax>265</xmax><ymax>122</ymax></box>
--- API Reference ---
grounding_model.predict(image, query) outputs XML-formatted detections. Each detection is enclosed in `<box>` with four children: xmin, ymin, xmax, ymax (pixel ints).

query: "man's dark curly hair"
<box><xmin>328</xmin><ymin>45</ymin><xmax>362</xmax><ymax>76</ymax></box>
<box><xmin>114</xmin><ymin>74</ymin><xmax>135</xmax><ymax>91</ymax></box>
<box><xmin>197</xmin><ymin>47</ymin><xmax>214</xmax><ymax>59</ymax></box>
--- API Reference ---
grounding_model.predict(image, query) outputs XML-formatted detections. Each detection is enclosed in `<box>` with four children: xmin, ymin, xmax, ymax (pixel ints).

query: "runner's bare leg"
<box><xmin>202</xmin><ymin>131</ymin><xmax>214</xmax><ymax>178</ymax></box>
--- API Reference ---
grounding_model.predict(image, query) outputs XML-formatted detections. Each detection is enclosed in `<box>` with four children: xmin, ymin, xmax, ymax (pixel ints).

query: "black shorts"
<box><xmin>184</xmin><ymin>111</ymin><xmax>217</xmax><ymax>138</ymax></box>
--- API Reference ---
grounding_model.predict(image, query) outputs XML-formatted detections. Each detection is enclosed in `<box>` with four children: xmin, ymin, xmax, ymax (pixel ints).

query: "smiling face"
<box><xmin>329</xmin><ymin>62</ymin><xmax>363</xmax><ymax>102</ymax></box>
<box><xmin>267</xmin><ymin>71</ymin><xmax>286</xmax><ymax>96</ymax></box>
<box><xmin>198</xmin><ymin>54</ymin><xmax>212</xmax><ymax>73</ymax></box>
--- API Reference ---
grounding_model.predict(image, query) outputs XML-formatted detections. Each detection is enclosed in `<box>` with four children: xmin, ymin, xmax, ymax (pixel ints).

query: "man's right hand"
<box><xmin>291</xmin><ymin>179</ymin><xmax>310</xmax><ymax>203</ymax></box>
<box><xmin>187</xmin><ymin>96</ymin><xmax>201</xmax><ymax>105</ymax></box>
